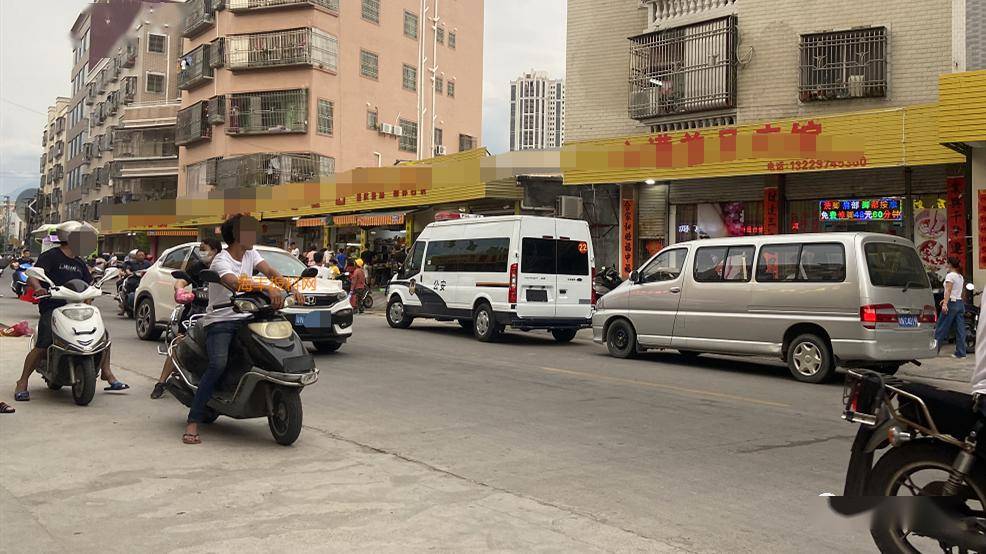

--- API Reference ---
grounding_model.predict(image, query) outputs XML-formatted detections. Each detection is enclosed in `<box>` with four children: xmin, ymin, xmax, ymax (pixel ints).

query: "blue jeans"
<box><xmin>187</xmin><ymin>320</ymin><xmax>240</xmax><ymax>423</ymax></box>
<box><xmin>934</xmin><ymin>300</ymin><xmax>967</xmax><ymax>357</ymax></box>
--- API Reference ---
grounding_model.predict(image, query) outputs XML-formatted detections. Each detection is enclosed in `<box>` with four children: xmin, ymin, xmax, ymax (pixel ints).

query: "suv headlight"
<box><xmin>248</xmin><ymin>321</ymin><xmax>293</xmax><ymax>340</ymax></box>
<box><xmin>336</xmin><ymin>291</ymin><xmax>349</xmax><ymax>302</ymax></box>
<box><xmin>61</xmin><ymin>307</ymin><xmax>95</xmax><ymax>321</ymax></box>
<box><xmin>233</xmin><ymin>299</ymin><xmax>259</xmax><ymax>313</ymax></box>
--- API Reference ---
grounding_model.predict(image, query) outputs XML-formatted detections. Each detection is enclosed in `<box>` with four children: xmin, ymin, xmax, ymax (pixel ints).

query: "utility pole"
<box><xmin>1</xmin><ymin>195</ymin><xmax>10</xmax><ymax>252</ymax></box>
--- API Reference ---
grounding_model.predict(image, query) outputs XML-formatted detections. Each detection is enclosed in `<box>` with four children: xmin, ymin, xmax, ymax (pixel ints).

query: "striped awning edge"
<box><xmin>332</xmin><ymin>214</ymin><xmax>405</xmax><ymax>227</ymax></box>
<box><xmin>146</xmin><ymin>229</ymin><xmax>199</xmax><ymax>237</ymax></box>
<box><xmin>296</xmin><ymin>217</ymin><xmax>327</xmax><ymax>228</ymax></box>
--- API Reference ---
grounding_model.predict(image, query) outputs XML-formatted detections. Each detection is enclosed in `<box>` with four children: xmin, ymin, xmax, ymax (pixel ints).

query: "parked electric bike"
<box><xmin>593</xmin><ymin>265</ymin><xmax>623</xmax><ymax>298</ymax></box>
<box><xmin>165</xmin><ymin>268</ymin><xmax>320</xmax><ymax>445</ymax></box>
<box><xmin>25</xmin><ymin>267</ymin><xmax>121</xmax><ymax>406</ymax></box>
<box><xmin>116</xmin><ymin>268</ymin><xmax>145</xmax><ymax>318</ymax></box>
<box><xmin>834</xmin><ymin>369</ymin><xmax>985</xmax><ymax>553</ymax></box>
<box><xmin>965</xmin><ymin>282</ymin><xmax>980</xmax><ymax>352</ymax></box>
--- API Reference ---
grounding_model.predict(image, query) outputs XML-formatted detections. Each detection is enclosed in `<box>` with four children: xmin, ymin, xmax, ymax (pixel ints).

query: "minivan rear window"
<box><xmin>521</xmin><ymin>238</ymin><xmax>590</xmax><ymax>276</ymax></box>
<box><xmin>864</xmin><ymin>242</ymin><xmax>929</xmax><ymax>289</ymax></box>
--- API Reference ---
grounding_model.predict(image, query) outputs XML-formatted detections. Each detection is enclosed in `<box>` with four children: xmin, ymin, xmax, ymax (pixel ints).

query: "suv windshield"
<box><xmin>257</xmin><ymin>250</ymin><xmax>307</xmax><ymax>277</ymax></box>
<box><xmin>864</xmin><ymin>242</ymin><xmax>929</xmax><ymax>289</ymax></box>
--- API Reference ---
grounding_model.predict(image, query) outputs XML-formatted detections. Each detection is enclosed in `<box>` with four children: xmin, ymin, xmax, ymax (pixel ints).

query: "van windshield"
<box><xmin>522</xmin><ymin>238</ymin><xmax>589</xmax><ymax>276</ymax></box>
<box><xmin>863</xmin><ymin>242</ymin><xmax>929</xmax><ymax>289</ymax></box>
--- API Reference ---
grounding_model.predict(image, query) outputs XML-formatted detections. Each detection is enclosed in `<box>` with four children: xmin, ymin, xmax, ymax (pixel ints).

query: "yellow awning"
<box><xmin>939</xmin><ymin>70</ymin><xmax>986</xmax><ymax>145</ymax></box>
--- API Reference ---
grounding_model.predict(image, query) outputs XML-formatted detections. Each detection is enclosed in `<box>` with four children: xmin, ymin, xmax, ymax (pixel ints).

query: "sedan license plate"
<box><xmin>898</xmin><ymin>315</ymin><xmax>917</xmax><ymax>328</ymax></box>
<box><xmin>299</xmin><ymin>311</ymin><xmax>331</xmax><ymax>328</ymax></box>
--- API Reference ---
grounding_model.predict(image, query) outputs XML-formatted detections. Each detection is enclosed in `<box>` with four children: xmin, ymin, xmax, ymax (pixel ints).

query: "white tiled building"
<box><xmin>510</xmin><ymin>70</ymin><xmax>565</xmax><ymax>151</ymax></box>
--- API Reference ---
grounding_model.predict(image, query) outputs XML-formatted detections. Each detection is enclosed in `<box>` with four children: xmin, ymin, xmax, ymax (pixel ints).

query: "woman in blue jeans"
<box><xmin>934</xmin><ymin>257</ymin><xmax>967</xmax><ymax>359</ymax></box>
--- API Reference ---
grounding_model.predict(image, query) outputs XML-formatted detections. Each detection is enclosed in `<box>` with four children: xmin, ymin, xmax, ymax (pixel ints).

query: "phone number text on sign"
<box><xmin>767</xmin><ymin>157</ymin><xmax>868</xmax><ymax>172</ymax></box>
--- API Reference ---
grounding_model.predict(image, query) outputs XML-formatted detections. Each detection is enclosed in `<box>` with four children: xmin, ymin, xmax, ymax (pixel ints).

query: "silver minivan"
<box><xmin>592</xmin><ymin>233</ymin><xmax>938</xmax><ymax>383</ymax></box>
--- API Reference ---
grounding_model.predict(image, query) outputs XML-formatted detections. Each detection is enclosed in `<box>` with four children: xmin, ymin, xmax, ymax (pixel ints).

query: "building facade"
<box><xmin>566</xmin><ymin>0</ymin><xmax>985</xmax><ymax>281</ymax></box>
<box><xmin>38</xmin><ymin>98</ymin><xmax>71</xmax><ymax>223</ymax></box>
<box><xmin>176</xmin><ymin>0</ymin><xmax>484</xmax><ymax>198</ymax></box>
<box><xmin>510</xmin><ymin>70</ymin><xmax>565</xmax><ymax>151</ymax></box>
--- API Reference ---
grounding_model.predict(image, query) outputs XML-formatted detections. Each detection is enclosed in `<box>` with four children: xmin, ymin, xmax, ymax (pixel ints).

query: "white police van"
<box><xmin>385</xmin><ymin>215</ymin><xmax>595</xmax><ymax>342</ymax></box>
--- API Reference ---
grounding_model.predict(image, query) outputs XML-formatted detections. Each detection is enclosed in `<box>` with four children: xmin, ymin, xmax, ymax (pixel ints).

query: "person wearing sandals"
<box><xmin>13</xmin><ymin>221</ymin><xmax>129</xmax><ymax>402</ymax></box>
<box><xmin>150</xmin><ymin>238</ymin><xmax>221</xmax><ymax>400</ymax></box>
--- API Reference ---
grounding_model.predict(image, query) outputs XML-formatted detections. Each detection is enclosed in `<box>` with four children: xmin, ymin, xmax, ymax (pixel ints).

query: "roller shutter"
<box><xmin>669</xmin><ymin>176</ymin><xmax>764</xmax><ymax>204</ymax></box>
<box><xmin>785</xmin><ymin>168</ymin><xmax>904</xmax><ymax>200</ymax></box>
<box><xmin>637</xmin><ymin>183</ymin><xmax>668</xmax><ymax>240</ymax></box>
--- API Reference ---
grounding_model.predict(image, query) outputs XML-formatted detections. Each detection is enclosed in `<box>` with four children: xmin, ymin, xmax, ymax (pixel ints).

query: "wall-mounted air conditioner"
<box><xmin>379</xmin><ymin>123</ymin><xmax>395</xmax><ymax>135</ymax></box>
<box><xmin>556</xmin><ymin>195</ymin><xmax>584</xmax><ymax>219</ymax></box>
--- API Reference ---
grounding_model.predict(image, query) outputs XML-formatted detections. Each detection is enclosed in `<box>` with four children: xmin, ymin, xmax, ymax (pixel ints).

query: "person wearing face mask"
<box><xmin>150</xmin><ymin>239</ymin><xmax>222</xmax><ymax>399</ymax></box>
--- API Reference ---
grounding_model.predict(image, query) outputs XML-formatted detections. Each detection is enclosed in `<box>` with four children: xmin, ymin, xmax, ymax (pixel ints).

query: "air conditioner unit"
<box><xmin>392</xmin><ymin>126</ymin><xmax>403</xmax><ymax>137</ymax></box>
<box><xmin>847</xmin><ymin>74</ymin><xmax>865</xmax><ymax>97</ymax></box>
<box><xmin>435</xmin><ymin>145</ymin><xmax>447</xmax><ymax>156</ymax></box>
<box><xmin>556</xmin><ymin>195</ymin><xmax>584</xmax><ymax>219</ymax></box>
<box><xmin>379</xmin><ymin>123</ymin><xmax>395</xmax><ymax>135</ymax></box>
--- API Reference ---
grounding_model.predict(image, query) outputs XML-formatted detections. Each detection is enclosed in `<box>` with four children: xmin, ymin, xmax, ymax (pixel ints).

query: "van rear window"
<box><xmin>864</xmin><ymin>243</ymin><xmax>928</xmax><ymax>288</ymax></box>
<box><xmin>521</xmin><ymin>238</ymin><xmax>589</xmax><ymax>276</ymax></box>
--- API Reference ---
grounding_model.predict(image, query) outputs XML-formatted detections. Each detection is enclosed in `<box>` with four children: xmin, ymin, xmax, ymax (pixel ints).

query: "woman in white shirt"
<box><xmin>935</xmin><ymin>256</ymin><xmax>967</xmax><ymax>358</ymax></box>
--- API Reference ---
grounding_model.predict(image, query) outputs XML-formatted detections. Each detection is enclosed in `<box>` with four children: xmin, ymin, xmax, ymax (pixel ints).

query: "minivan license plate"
<box><xmin>898</xmin><ymin>315</ymin><xmax>917</xmax><ymax>328</ymax></box>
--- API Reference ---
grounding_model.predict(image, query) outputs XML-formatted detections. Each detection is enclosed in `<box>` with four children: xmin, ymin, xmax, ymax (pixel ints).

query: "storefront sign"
<box><xmin>332</xmin><ymin>214</ymin><xmax>405</xmax><ymax>227</ymax></box>
<box><xmin>913</xmin><ymin>197</ymin><xmax>948</xmax><ymax>278</ymax></box>
<box><xmin>819</xmin><ymin>198</ymin><xmax>903</xmax><ymax>222</ymax></box>
<box><xmin>946</xmin><ymin>177</ymin><xmax>967</xmax><ymax>273</ymax></box>
<box><xmin>763</xmin><ymin>187</ymin><xmax>779</xmax><ymax>235</ymax></box>
<box><xmin>620</xmin><ymin>198</ymin><xmax>635</xmax><ymax>278</ymax></box>
<box><xmin>979</xmin><ymin>190</ymin><xmax>986</xmax><ymax>270</ymax></box>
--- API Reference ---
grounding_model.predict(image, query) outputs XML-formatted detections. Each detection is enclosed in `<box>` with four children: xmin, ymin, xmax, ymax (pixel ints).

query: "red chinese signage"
<box><xmin>946</xmin><ymin>177</ymin><xmax>966</xmax><ymax>274</ymax></box>
<box><xmin>620</xmin><ymin>198</ymin><xmax>635</xmax><ymax>278</ymax></box>
<box><xmin>763</xmin><ymin>187</ymin><xmax>779</xmax><ymax>235</ymax></box>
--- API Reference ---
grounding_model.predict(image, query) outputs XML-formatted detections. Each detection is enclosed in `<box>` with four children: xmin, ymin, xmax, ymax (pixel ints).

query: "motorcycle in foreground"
<box><xmin>835</xmin><ymin>369</ymin><xmax>985</xmax><ymax>553</ymax></box>
<box><xmin>165</xmin><ymin>267</ymin><xmax>320</xmax><ymax>445</ymax></box>
<box><xmin>25</xmin><ymin>267</ymin><xmax>120</xmax><ymax>405</ymax></box>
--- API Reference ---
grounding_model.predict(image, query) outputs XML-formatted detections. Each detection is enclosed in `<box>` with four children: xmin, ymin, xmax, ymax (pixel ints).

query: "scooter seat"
<box><xmin>898</xmin><ymin>383</ymin><xmax>981</xmax><ymax>446</ymax></box>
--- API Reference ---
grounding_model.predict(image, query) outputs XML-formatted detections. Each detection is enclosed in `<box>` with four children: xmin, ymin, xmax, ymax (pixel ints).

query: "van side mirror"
<box><xmin>628</xmin><ymin>270</ymin><xmax>639</xmax><ymax>284</ymax></box>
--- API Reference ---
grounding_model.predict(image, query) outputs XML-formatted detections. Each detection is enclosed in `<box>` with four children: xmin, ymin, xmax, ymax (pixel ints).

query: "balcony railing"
<box><xmin>227</xmin><ymin>28</ymin><xmax>338</xmax><ymax>72</ymax></box>
<box><xmin>113</xmin><ymin>129</ymin><xmax>178</xmax><ymax>159</ymax></box>
<box><xmin>215</xmin><ymin>152</ymin><xmax>333</xmax><ymax>189</ymax></box>
<box><xmin>178</xmin><ymin>44</ymin><xmax>214</xmax><ymax>90</ymax></box>
<box><xmin>227</xmin><ymin>89</ymin><xmax>308</xmax><ymax>135</ymax></box>
<box><xmin>228</xmin><ymin>0</ymin><xmax>339</xmax><ymax>12</ymax></box>
<box><xmin>176</xmin><ymin>102</ymin><xmax>211</xmax><ymax>145</ymax></box>
<box><xmin>799</xmin><ymin>27</ymin><xmax>887</xmax><ymax>102</ymax></box>
<box><xmin>184</xmin><ymin>0</ymin><xmax>216</xmax><ymax>38</ymax></box>
<box><xmin>628</xmin><ymin>16</ymin><xmax>737</xmax><ymax>121</ymax></box>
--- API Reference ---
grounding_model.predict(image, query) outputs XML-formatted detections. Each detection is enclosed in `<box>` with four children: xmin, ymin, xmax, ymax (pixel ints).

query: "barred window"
<box><xmin>319</xmin><ymin>155</ymin><xmax>335</xmax><ymax>176</ymax></box>
<box><xmin>360</xmin><ymin>49</ymin><xmax>379</xmax><ymax>79</ymax></box>
<box><xmin>399</xmin><ymin>119</ymin><xmax>417</xmax><ymax>153</ymax></box>
<box><xmin>458</xmin><ymin>134</ymin><xmax>476</xmax><ymax>152</ymax></box>
<box><xmin>227</xmin><ymin>28</ymin><xmax>338</xmax><ymax>72</ymax></box>
<box><xmin>227</xmin><ymin>89</ymin><xmax>308</xmax><ymax>135</ymax></box>
<box><xmin>799</xmin><ymin>27</ymin><xmax>887</xmax><ymax>102</ymax></box>
<box><xmin>436</xmin><ymin>27</ymin><xmax>445</xmax><ymax>44</ymax></box>
<box><xmin>403</xmin><ymin>64</ymin><xmax>417</xmax><ymax>91</ymax></box>
<box><xmin>435</xmin><ymin>76</ymin><xmax>443</xmax><ymax>92</ymax></box>
<box><xmin>361</xmin><ymin>0</ymin><xmax>379</xmax><ymax>23</ymax></box>
<box><xmin>145</xmin><ymin>72</ymin><xmax>165</xmax><ymax>93</ymax></box>
<box><xmin>317</xmin><ymin>99</ymin><xmax>334</xmax><ymax>135</ymax></box>
<box><xmin>448</xmin><ymin>31</ymin><xmax>456</xmax><ymax>49</ymax></box>
<box><xmin>147</xmin><ymin>33</ymin><xmax>167</xmax><ymax>54</ymax></box>
<box><xmin>404</xmin><ymin>11</ymin><xmax>418</xmax><ymax>39</ymax></box>
<box><xmin>434</xmin><ymin>127</ymin><xmax>443</xmax><ymax>146</ymax></box>
<box><xmin>367</xmin><ymin>109</ymin><xmax>378</xmax><ymax>130</ymax></box>
<box><xmin>447</xmin><ymin>81</ymin><xmax>455</xmax><ymax>98</ymax></box>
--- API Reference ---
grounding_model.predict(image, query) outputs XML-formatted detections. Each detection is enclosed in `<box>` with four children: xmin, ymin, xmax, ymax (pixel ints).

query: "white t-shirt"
<box><xmin>201</xmin><ymin>249</ymin><xmax>264</xmax><ymax>326</ymax></box>
<box><xmin>290</xmin><ymin>248</ymin><xmax>300</xmax><ymax>258</ymax></box>
<box><xmin>944</xmin><ymin>271</ymin><xmax>964</xmax><ymax>301</ymax></box>
<box><xmin>315</xmin><ymin>265</ymin><xmax>333</xmax><ymax>280</ymax></box>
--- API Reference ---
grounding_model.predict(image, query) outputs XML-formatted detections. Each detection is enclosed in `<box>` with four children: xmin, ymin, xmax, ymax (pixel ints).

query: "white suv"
<box><xmin>134</xmin><ymin>243</ymin><xmax>353</xmax><ymax>352</ymax></box>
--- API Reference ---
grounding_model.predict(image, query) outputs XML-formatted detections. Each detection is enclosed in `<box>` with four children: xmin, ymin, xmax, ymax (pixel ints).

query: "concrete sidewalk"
<box><xmin>899</xmin><ymin>351</ymin><xmax>976</xmax><ymax>386</ymax></box>
<box><xmin>0</xmin><ymin>338</ymin><xmax>677</xmax><ymax>553</ymax></box>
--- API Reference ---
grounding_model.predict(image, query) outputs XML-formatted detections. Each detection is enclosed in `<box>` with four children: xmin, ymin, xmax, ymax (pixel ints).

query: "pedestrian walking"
<box><xmin>935</xmin><ymin>256</ymin><xmax>967</xmax><ymax>358</ymax></box>
<box><xmin>350</xmin><ymin>259</ymin><xmax>368</xmax><ymax>313</ymax></box>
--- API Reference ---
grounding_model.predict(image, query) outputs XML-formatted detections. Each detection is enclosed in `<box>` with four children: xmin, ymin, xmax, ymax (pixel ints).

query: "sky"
<box><xmin>0</xmin><ymin>0</ymin><xmax>566</xmax><ymax>200</ymax></box>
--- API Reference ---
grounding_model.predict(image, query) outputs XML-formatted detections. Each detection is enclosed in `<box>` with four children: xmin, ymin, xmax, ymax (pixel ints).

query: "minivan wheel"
<box><xmin>135</xmin><ymin>298</ymin><xmax>162</xmax><ymax>341</ymax></box>
<box><xmin>551</xmin><ymin>329</ymin><xmax>578</xmax><ymax>343</ymax></box>
<box><xmin>787</xmin><ymin>334</ymin><xmax>835</xmax><ymax>383</ymax></box>
<box><xmin>386</xmin><ymin>297</ymin><xmax>413</xmax><ymax>329</ymax></box>
<box><xmin>606</xmin><ymin>319</ymin><xmax>638</xmax><ymax>359</ymax></box>
<box><xmin>473</xmin><ymin>303</ymin><xmax>502</xmax><ymax>342</ymax></box>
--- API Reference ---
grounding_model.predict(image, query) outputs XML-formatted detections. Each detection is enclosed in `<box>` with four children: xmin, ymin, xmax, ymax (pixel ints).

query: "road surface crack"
<box><xmin>735</xmin><ymin>434</ymin><xmax>850</xmax><ymax>454</ymax></box>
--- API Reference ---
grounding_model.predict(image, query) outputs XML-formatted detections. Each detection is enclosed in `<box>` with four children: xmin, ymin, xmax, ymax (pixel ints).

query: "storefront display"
<box><xmin>818</xmin><ymin>198</ymin><xmax>903</xmax><ymax>222</ymax></box>
<box><xmin>913</xmin><ymin>196</ymin><xmax>948</xmax><ymax>280</ymax></box>
<box><xmin>675</xmin><ymin>201</ymin><xmax>764</xmax><ymax>243</ymax></box>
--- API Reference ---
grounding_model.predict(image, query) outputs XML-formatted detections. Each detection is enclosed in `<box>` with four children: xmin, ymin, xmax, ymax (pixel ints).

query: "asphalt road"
<box><xmin>0</xmin><ymin>291</ymin><xmax>875</xmax><ymax>553</ymax></box>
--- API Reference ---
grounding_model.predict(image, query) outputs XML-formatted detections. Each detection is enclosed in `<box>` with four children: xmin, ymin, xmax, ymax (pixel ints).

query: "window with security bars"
<box><xmin>226</xmin><ymin>89</ymin><xmax>308</xmax><ymax>135</ymax></box>
<box><xmin>399</xmin><ymin>119</ymin><xmax>417</xmax><ymax>153</ymax></box>
<box><xmin>367</xmin><ymin>109</ymin><xmax>378</xmax><ymax>130</ymax></box>
<box><xmin>360</xmin><ymin>50</ymin><xmax>378</xmax><ymax>79</ymax></box>
<box><xmin>147</xmin><ymin>33</ymin><xmax>167</xmax><ymax>54</ymax></box>
<box><xmin>404</xmin><ymin>11</ymin><xmax>418</xmax><ymax>39</ymax></box>
<box><xmin>317</xmin><ymin>99</ymin><xmax>334</xmax><ymax>135</ymax></box>
<box><xmin>459</xmin><ymin>134</ymin><xmax>476</xmax><ymax>152</ymax></box>
<box><xmin>447</xmin><ymin>81</ymin><xmax>455</xmax><ymax>98</ymax></box>
<box><xmin>628</xmin><ymin>16</ymin><xmax>737</xmax><ymax>120</ymax></box>
<box><xmin>799</xmin><ymin>27</ymin><xmax>887</xmax><ymax>102</ymax></box>
<box><xmin>449</xmin><ymin>31</ymin><xmax>456</xmax><ymax>49</ymax></box>
<box><xmin>403</xmin><ymin>64</ymin><xmax>417</xmax><ymax>91</ymax></box>
<box><xmin>435</xmin><ymin>76</ymin><xmax>443</xmax><ymax>92</ymax></box>
<box><xmin>226</xmin><ymin>28</ymin><xmax>338</xmax><ymax>72</ymax></box>
<box><xmin>436</xmin><ymin>27</ymin><xmax>445</xmax><ymax>44</ymax></box>
<box><xmin>362</xmin><ymin>0</ymin><xmax>379</xmax><ymax>23</ymax></box>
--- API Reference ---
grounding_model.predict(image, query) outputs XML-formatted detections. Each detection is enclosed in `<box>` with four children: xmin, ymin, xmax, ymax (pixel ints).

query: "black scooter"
<box><xmin>165</xmin><ymin>268</ymin><xmax>320</xmax><ymax>445</ymax></box>
<box><xmin>116</xmin><ymin>269</ymin><xmax>145</xmax><ymax>318</ymax></box>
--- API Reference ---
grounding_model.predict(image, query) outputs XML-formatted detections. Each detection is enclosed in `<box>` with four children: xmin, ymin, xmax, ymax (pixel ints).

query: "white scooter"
<box><xmin>26</xmin><ymin>266</ymin><xmax>120</xmax><ymax>406</ymax></box>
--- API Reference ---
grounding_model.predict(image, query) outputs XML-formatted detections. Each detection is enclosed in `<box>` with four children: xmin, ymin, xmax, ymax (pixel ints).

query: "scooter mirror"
<box><xmin>198</xmin><ymin>270</ymin><xmax>222</xmax><ymax>284</ymax></box>
<box><xmin>99</xmin><ymin>267</ymin><xmax>121</xmax><ymax>284</ymax></box>
<box><xmin>24</xmin><ymin>267</ymin><xmax>52</xmax><ymax>286</ymax></box>
<box><xmin>300</xmin><ymin>267</ymin><xmax>319</xmax><ymax>279</ymax></box>
<box><xmin>967</xmin><ymin>282</ymin><xmax>976</xmax><ymax>291</ymax></box>
<box><xmin>171</xmin><ymin>270</ymin><xmax>192</xmax><ymax>282</ymax></box>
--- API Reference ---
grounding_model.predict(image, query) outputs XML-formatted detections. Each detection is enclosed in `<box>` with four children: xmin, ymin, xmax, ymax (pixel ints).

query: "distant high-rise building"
<box><xmin>509</xmin><ymin>71</ymin><xmax>564</xmax><ymax>151</ymax></box>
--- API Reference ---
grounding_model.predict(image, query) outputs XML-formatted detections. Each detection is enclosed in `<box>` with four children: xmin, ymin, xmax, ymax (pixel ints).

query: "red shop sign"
<box><xmin>946</xmin><ymin>177</ymin><xmax>967</xmax><ymax>274</ymax></box>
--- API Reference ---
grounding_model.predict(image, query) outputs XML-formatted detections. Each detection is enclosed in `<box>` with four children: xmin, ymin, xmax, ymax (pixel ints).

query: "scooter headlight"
<box><xmin>61</xmin><ymin>307</ymin><xmax>95</xmax><ymax>321</ymax></box>
<box><xmin>248</xmin><ymin>321</ymin><xmax>293</xmax><ymax>340</ymax></box>
<box><xmin>233</xmin><ymin>299</ymin><xmax>259</xmax><ymax>313</ymax></box>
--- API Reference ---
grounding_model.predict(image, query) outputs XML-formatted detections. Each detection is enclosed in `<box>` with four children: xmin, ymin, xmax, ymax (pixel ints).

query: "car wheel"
<box><xmin>606</xmin><ymin>319</ymin><xmax>637</xmax><ymax>359</ymax></box>
<box><xmin>550</xmin><ymin>329</ymin><xmax>578</xmax><ymax>343</ymax></box>
<box><xmin>786</xmin><ymin>333</ymin><xmax>835</xmax><ymax>383</ymax></box>
<box><xmin>473</xmin><ymin>303</ymin><xmax>502</xmax><ymax>342</ymax></box>
<box><xmin>135</xmin><ymin>297</ymin><xmax>162</xmax><ymax>341</ymax></box>
<box><xmin>313</xmin><ymin>341</ymin><xmax>342</xmax><ymax>353</ymax></box>
<box><xmin>386</xmin><ymin>297</ymin><xmax>413</xmax><ymax>329</ymax></box>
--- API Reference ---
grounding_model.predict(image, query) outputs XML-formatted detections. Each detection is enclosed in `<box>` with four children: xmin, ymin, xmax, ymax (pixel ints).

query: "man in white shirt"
<box><xmin>183</xmin><ymin>214</ymin><xmax>300</xmax><ymax>445</ymax></box>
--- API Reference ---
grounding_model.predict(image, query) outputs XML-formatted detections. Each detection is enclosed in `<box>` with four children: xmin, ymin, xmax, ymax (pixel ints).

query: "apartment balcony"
<box><xmin>122</xmin><ymin>76</ymin><xmax>137</xmax><ymax>104</ymax></box>
<box><xmin>628</xmin><ymin>16</ymin><xmax>737</xmax><ymax>122</ymax></box>
<box><xmin>183</xmin><ymin>0</ymin><xmax>216</xmax><ymax>38</ymax></box>
<box><xmin>111</xmin><ymin>176</ymin><xmax>178</xmax><ymax>202</ymax></box>
<box><xmin>119</xmin><ymin>41</ymin><xmax>137</xmax><ymax>68</ymax></box>
<box><xmin>227</xmin><ymin>0</ymin><xmax>339</xmax><ymax>13</ymax></box>
<box><xmin>178</xmin><ymin>44</ymin><xmax>214</xmax><ymax>90</ymax></box>
<box><xmin>119</xmin><ymin>101</ymin><xmax>179</xmax><ymax>129</ymax></box>
<box><xmin>227</xmin><ymin>89</ymin><xmax>308</xmax><ymax>135</ymax></box>
<box><xmin>113</xmin><ymin>128</ymin><xmax>178</xmax><ymax>160</ymax></box>
<box><xmin>215</xmin><ymin>152</ymin><xmax>333</xmax><ymax>190</ymax></box>
<box><xmin>176</xmin><ymin>102</ymin><xmax>211</xmax><ymax>146</ymax></box>
<box><xmin>110</xmin><ymin>158</ymin><xmax>179</xmax><ymax>180</ymax></box>
<box><xmin>227</xmin><ymin>28</ymin><xmax>338</xmax><ymax>72</ymax></box>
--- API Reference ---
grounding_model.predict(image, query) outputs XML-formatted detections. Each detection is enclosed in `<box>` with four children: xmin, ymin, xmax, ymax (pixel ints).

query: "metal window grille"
<box><xmin>176</xmin><ymin>102</ymin><xmax>211</xmax><ymax>145</ymax></box>
<box><xmin>628</xmin><ymin>16</ymin><xmax>737</xmax><ymax>120</ymax></box>
<box><xmin>403</xmin><ymin>64</ymin><xmax>417</xmax><ymax>91</ymax></box>
<box><xmin>435</xmin><ymin>76</ymin><xmax>443</xmax><ymax>92</ymax></box>
<box><xmin>318</xmin><ymin>155</ymin><xmax>335</xmax><ymax>176</ymax></box>
<box><xmin>207</xmin><ymin>95</ymin><xmax>226</xmax><ymax>124</ymax></box>
<box><xmin>178</xmin><ymin>44</ymin><xmax>214</xmax><ymax>89</ymax></box>
<box><xmin>367</xmin><ymin>109</ymin><xmax>378</xmax><ymax>130</ymax></box>
<box><xmin>216</xmin><ymin>152</ymin><xmax>330</xmax><ymax>189</ymax></box>
<box><xmin>228</xmin><ymin>0</ymin><xmax>338</xmax><ymax>11</ymax></box>
<box><xmin>226</xmin><ymin>89</ymin><xmax>308</xmax><ymax>135</ymax></box>
<box><xmin>146</xmin><ymin>72</ymin><xmax>167</xmax><ymax>94</ymax></box>
<box><xmin>227</xmin><ymin>28</ymin><xmax>337</xmax><ymax>72</ymax></box>
<box><xmin>398</xmin><ymin>119</ymin><xmax>417</xmax><ymax>153</ymax></box>
<box><xmin>183</xmin><ymin>0</ymin><xmax>215</xmax><ymax>38</ymax></box>
<box><xmin>361</xmin><ymin>0</ymin><xmax>379</xmax><ymax>23</ymax></box>
<box><xmin>185</xmin><ymin>158</ymin><xmax>219</xmax><ymax>194</ymax></box>
<box><xmin>458</xmin><ymin>134</ymin><xmax>476</xmax><ymax>152</ymax></box>
<box><xmin>147</xmin><ymin>34</ymin><xmax>167</xmax><ymax>54</ymax></box>
<box><xmin>436</xmin><ymin>27</ymin><xmax>445</xmax><ymax>44</ymax></box>
<box><xmin>447</xmin><ymin>81</ymin><xmax>455</xmax><ymax>97</ymax></box>
<box><xmin>360</xmin><ymin>50</ymin><xmax>379</xmax><ymax>79</ymax></box>
<box><xmin>113</xmin><ymin>128</ymin><xmax>178</xmax><ymax>158</ymax></box>
<box><xmin>317</xmin><ymin>99</ymin><xmax>334</xmax><ymax>135</ymax></box>
<box><xmin>799</xmin><ymin>27</ymin><xmax>887</xmax><ymax>102</ymax></box>
<box><xmin>404</xmin><ymin>11</ymin><xmax>418</xmax><ymax>38</ymax></box>
<box><xmin>448</xmin><ymin>31</ymin><xmax>456</xmax><ymax>49</ymax></box>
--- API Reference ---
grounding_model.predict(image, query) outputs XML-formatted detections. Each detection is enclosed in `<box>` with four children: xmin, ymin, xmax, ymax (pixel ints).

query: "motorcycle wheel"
<box><xmin>362</xmin><ymin>293</ymin><xmax>374</xmax><ymax>310</ymax></box>
<box><xmin>71</xmin><ymin>357</ymin><xmax>97</xmax><ymax>406</ymax></box>
<box><xmin>867</xmin><ymin>441</ymin><xmax>986</xmax><ymax>554</ymax></box>
<box><xmin>268</xmin><ymin>388</ymin><xmax>303</xmax><ymax>446</ymax></box>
